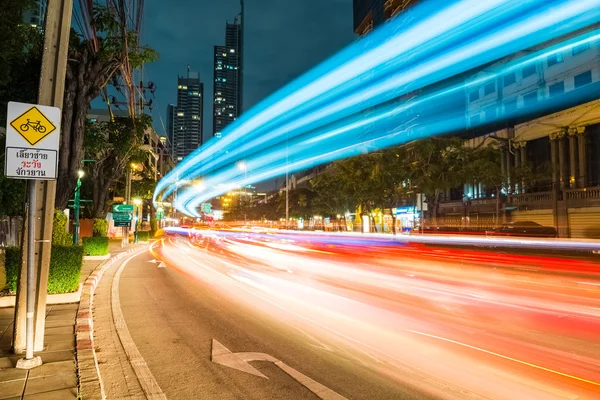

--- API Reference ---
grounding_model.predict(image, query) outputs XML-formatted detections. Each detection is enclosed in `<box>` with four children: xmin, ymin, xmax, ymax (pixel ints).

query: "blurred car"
<box><xmin>486</xmin><ymin>221</ymin><xmax>557</xmax><ymax>238</ymax></box>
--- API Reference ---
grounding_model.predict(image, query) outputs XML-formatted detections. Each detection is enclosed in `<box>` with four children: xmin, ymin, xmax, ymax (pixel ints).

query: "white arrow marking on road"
<box><xmin>211</xmin><ymin>339</ymin><xmax>347</xmax><ymax>400</ymax></box>
<box><xmin>148</xmin><ymin>259</ymin><xmax>159</xmax><ymax>264</ymax></box>
<box><xmin>157</xmin><ymin>262</ymin><xmax>166</xmax><ymax>268</ymax></box>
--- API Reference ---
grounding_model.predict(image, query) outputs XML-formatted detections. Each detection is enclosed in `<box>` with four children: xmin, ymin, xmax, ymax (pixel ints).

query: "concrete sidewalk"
<box><xmin>0</xmin><ymin>239</ymin><xmax>132</xmax><ymax>399</ymax></box>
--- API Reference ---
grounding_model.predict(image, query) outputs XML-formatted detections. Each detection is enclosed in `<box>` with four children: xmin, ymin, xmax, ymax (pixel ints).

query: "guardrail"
<box><xmin>565</xmin><ymin>186</ymin><xmax>600</xmax><ymax>200</ymax></box>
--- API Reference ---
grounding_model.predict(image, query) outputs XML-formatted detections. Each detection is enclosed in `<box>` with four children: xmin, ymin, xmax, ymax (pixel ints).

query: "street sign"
<box><xmin>201</xmin><ymin>202</ymin><xmax>211</xmax><ymax>213</ymax></box>
<box><xmin>113</xmin><ymin>212</ymin><xmax>133</xmax><ymax>221</ymax></box>
<box><xmin>114</xmin><ymin>220</ymin><xmax>132</xmax><ymax>228</ymax></box>
<box><xmin>112</xmin><ymin>204</ymin><xmax>135</xmax><ymax>213</ymax></box>
<box><xmin>4</xmin><ymin>102</ymin><xmax>60</xmax><ymax>180</ymax></box>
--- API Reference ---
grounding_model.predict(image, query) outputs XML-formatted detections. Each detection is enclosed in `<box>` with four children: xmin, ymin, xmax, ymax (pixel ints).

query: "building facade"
<box><xmin>23</xmin><ymin>0</ymin><xmax>47</xmax><ymax>28</ymax></box>
<box><xmin>213</xmin><ymin>17</ymin><xmax>243</xmax><ymax>138</ymax></box>
<box><xmin>435</xmin><ymin>29</ymin><xmax>600</xmax><ymax>238</ymax></box>
<box><xmin>165</xmin><ymin>103</ymin><xmax>175</xmax><ymax>156</ymax></box>
<box><xmin>173</xmin><ymin>72</ymin><xmax>204</xmax><ymax>162</ymax></box>
<box><xmin>353</xmin><ymin>0</ymin><xmax>419</xmax><ymax>36</ymax></box>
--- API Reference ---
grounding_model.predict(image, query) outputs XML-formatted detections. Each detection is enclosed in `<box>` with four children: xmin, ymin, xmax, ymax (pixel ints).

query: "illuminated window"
<box><xmin>574</xmin><ymin>70</ymin><xmax>592</xmax><ymax>88</ymax></box>
<box><xmin>504</xmin><ymin>98</ymin><xmax>517</xmax><ymax>114</ymax></box>
<box><xmin>503</xmin><ymin>72</ymin><xmax>516</xmax><ymax>87</ymax></box>
<box><xmin>547</xmin><ymin>53</ymin><xmax>563</xmax><ymax>67</ymax></box>
<box><xmin>484</xmin><ymin>107</ymin><xmax>496</xmax><ymax>121</ymax></box>
<box><xmin>177</xmin><ymin>85</ymin><xmax>182</xmax><ymax>89</ymax></box>
<box><xmin>549</xmin><ymin>81</ymin><xmax>564</xmax><ymax>97</ymax></box>
<box><xmin>522</xmin><ymin>64</ymin><xmax>536</xmax><ymax>78</ymax></box>
<box><xmin>468</xmin><ymin>90</ymin><xmax>479</xmax><ymax>102</ymax></box>
<box><xmin>177</xmin><ymin>112</ymin><xmax>184</xmax><ymax>116</ymax></box>
<box><xmin>523</xmin><ymin>90</ymin><xmax>538</xmax><ymax>107</ymax></box>
<box><xmin>573</xmin><ymin>42</ymin><xmax>590</xmax><ymax>55</ymax></box>
<box><xmin>230</xmin><ymin>49</ymin><xmax>235</xmax><ymax>53</ymax></box>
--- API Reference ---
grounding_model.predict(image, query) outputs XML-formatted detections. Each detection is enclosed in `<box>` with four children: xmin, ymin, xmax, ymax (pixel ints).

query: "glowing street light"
<box><xmin>133</xmin><ymin>198</ymin><xmax>142</xmax><ymax>243</ymax></box>
<box><xmin>73</xmin><ymin>170</ymin><xmax>85</xmax><ymax>245</ymax></box>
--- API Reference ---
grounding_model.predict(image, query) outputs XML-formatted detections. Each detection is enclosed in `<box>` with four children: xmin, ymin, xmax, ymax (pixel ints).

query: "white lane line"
<box><xmin>112</xmin><ymin>251</ymin><xmax>168</xmax><ymax>400</ymax></box>
<box><xmin>212</xmin><ymin>339</ymin><xmax>348</xmax><ymax>400</ymax></box>
<box><xmin>407</xmin><ymin>329</ymin><xmax>600</xmax><ymax>388</ymax></box>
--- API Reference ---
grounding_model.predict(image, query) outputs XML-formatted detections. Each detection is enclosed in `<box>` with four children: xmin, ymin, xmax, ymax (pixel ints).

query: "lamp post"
<box><xmin>133</xmin><ymin>198</ymin><xmax>142</xmax><ymax>243</ymax></box>
<box><xmin>73</xmin><ymin>170</ymin><xmax>84</xmax><ymax>245</ymax></box>
<box><xmin>238</xmin><ymin>162</ymin><xmax>247</xmax><ymax>224</ymax></box>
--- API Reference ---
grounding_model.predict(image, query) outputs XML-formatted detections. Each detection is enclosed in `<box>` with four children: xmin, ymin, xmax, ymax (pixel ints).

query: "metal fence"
<box><xmin>0</xmin><ymin>217</ymin><xmax>23</xmax><ymax>248</ymax></box>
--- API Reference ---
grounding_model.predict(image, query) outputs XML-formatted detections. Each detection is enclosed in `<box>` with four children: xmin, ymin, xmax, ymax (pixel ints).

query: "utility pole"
<box><xmin>72</xmin><ymin>171</ymin><xmax>83</xmax><ymax>245</ymax></box>
<box><xmin>285</xmin><ymin>137</ymin><xmax>289</xmax><ymax>230</ymax></box>
<box><xmin>13</xmin><ymin>0</ymin><xmax>74</xmax><ymax>354</ymax></box>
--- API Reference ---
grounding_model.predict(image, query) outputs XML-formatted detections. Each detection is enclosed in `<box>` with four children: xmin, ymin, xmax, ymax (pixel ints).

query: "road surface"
<box><xmin>111</xmin><ymin>231</ymin><xmax>600</xmax><ymax>399</ymax></box>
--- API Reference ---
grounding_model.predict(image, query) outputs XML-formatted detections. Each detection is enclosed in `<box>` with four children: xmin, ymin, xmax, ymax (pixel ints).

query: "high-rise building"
<box><xmin>165</xmin><ymin>103</ymin><xmax>175</xmax><ymax>155</ymax></box>
<box><xmin>173</xmin><ymin>72</ymin><xmax>204</xmax><ymax>162</ymax></box>
<box><xmin>353</xmin><ymin>0</ymin><xmax>419</xmax><ymax>36</ymax></box>
<box><xmin>213</xmin><ymin>8</ymin><xmax>243</xmax><ymax>138</ymax></box>
<box><xmin>23</xmin><ymin>0</ymin><xmax>48</xmax><ymax>28</ymax></box>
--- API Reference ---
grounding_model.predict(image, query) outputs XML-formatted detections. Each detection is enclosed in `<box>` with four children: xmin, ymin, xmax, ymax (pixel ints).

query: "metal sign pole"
<box><xmin>25</xmin><ymin>181</ymin><xmax>38</xmax><ymax>362</ymax></box>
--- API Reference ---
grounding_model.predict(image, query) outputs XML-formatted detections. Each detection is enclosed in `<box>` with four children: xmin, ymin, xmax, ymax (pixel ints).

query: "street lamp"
<box><xmin>73</xmin><ymin>170</ymin><xmax>85</xmax><ymax>245</ymax></box>
<box><xmin>133</xmin><ymin>198</ymin><xmax>142</xmax><ymax>243</ymax></box>
<box><xmin>237</xmin><ymin>162</ymin><xmax>248</xmax><ymax>224</ymax></box>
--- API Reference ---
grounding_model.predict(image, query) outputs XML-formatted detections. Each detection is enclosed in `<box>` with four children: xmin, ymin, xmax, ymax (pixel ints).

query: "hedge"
<box><xmin>83</xmin><ymin>236</ymin><xmax>109</xmax><ymax>256</ymax></box>
<box><xmin>4</xmin><ymin>247</ymin><xmax>20</xmax><ymax>293</ymax></box>
<box><xmin>4</xmin><ymin>245</ymin><xmax>83</xmax><ymax>294</ymax></box>
<box><xmin>52</xmin><ymin>210</ymin><xmax>72</xmax><ymax>246</ymax></box>
<box><xmin>48</xmin><ymin>246</ymin><xmax>83</xmax><ymax>294</ymax></box>
<box><xmin>137</xmin><ymin>231</ymin><xmax>150</xmax><ymax>242</ymax></box>
<box><xmin>93</xmin><ymin>219</ymin><xmax>108</xmax><ymax>237</ymax></box>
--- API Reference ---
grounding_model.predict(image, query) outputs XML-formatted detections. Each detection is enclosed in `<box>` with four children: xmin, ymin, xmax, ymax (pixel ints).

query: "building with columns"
<box><xmin>437</xmin><ymin>27</ymin><xmax>600</xmax><ymax>238</ymax></box>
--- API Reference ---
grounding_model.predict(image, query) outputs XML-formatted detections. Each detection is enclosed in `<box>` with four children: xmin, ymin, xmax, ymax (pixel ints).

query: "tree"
<box><xmin>467</xmin><ymin>146</ymin><xmax>505</xmax><ymax>224</ymax></box>
<box><xmin>0</xmin><ymin>0</ymin><xmax>42</xmax><ymax>216</ymax></box>
<box><xmin>83</xmin><ymin>115</ymin><xmax>152</xmax><ymax>217</ymax></box>
<box><xmin>407</xmin><ymin>137</ymin><xmax>468</xmax><ymax>224</ymax></box>
<box><xmin>55</xmin><ymin>2</ymin><xmax>158</xmax><ymax>209</ymax></box>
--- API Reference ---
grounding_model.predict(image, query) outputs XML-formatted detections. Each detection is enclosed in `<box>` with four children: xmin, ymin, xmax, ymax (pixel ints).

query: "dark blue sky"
<box><xmin>141</xmin><ymin>0</ymin><xmax>356</xmax><ymax>143</ymax></box>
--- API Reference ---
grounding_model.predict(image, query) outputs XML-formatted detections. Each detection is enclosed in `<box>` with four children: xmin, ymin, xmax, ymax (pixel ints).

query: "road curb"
<box><xmin>75</xmin><ymin>246</ymin><xmax>147</xmax><ymax>400</ymax></box>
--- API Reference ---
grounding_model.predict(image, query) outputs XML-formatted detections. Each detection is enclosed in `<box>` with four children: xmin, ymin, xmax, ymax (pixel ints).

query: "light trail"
<box><xmin>155</xmin><ymin>231</ymin><xmax>600</xmax><ymax>399</ymax></box>
<box><xmin>155</xmin><ymin>0</ymin><xmax>600</xmax><ymax>216</ymax></box>
<box><xmin>177</xmin><ymin>30</ymin><xmax>600</xmax><ymax>214</ymax></box>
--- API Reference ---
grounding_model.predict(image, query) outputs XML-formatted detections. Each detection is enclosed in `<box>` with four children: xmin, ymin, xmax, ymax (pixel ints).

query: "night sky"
<box><xmin>142</xmin><ymin>0</ymin><xmax>356</xmax><ymax>144</ymax></box>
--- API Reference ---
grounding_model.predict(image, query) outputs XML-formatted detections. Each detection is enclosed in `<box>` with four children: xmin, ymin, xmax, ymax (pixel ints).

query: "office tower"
<box><xmin>166</xmin><ymin>104</ymin><xmax>175</xmax><ymax>155</ymax></box>
<box><xmin>23</xmin><ymin>0</ymin><xmax>48</xmax><ymax>28</ymax></box>
<box><xmin>173</xmin><ymin>71</ymin><xmax>204</xmax><ymax>162</ymax></box>
<box><xmin>353</xmin><ymin>0</ymin><xmax>419</xmax><ymax>36</ymax></box>
<box><xmin>213</xmin><ymin>7</ymin><xmax>243</xmax><ymax>138</ymax></box>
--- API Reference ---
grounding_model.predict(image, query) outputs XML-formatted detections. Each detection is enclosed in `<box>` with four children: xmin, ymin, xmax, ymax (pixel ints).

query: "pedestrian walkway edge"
<box><xmin>75</xmin><ymin>246</ymin><xmax>148</xmax><ymax>400</ymax></box>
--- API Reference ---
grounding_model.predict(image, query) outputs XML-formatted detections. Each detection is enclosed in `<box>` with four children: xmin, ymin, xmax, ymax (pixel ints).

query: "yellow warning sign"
<box><xmin>9</xmin><ymin>106</ymin><xmax>57</xmax><ymax>146</ymax></box>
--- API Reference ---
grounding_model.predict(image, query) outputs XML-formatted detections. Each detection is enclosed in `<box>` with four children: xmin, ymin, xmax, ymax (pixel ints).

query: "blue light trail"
<box><xmin>154</xmin><ymin>0</ymin><xmax>600</xmax><ymax>216</ymax></box>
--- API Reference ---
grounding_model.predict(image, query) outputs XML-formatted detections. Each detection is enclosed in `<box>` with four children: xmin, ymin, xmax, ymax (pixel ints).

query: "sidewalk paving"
<box><xmin>0</xmin><ymin>239</ymin><xmax>132</xmax><ymax>399</ymax></box>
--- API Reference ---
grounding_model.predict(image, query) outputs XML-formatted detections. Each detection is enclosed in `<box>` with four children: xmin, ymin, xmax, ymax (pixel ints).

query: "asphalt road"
<box><xmin>115</xmin><ymin>233</ymin><xmax>600</xmax><ymax>399</ymax></box>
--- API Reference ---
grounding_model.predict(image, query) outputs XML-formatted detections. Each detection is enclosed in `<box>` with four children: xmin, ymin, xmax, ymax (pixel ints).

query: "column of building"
<box><xmin>576</xmin><ymin>126</ymin><xmax>587</xmax><ymax>188</ymax></box>
<box><xmin>550</xmin><ymin>126</ymin><xmax>588</xmax><ymax>190</ymax></box>
<box><xmin>512</xmin><ymin>141</ymin><xmax>527</xmax><ymax>194</ymax></box>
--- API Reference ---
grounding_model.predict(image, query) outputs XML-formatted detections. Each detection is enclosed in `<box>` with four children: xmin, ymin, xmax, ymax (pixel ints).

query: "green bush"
<box><xmin>52</xmin><ymin>209</ymin><xmax>72</xmax><ymax>246</ymax></box>
<box><xmin>3</xmin><ymin>246</ymin><xmax>83</xmax><ymax>294</ymax></box>
<box><xmin>82</xmin><ymin>236</ymin><xmax>109</xmax><ymax>256</ymax></box>
<box><xmin>48</xmin><ymin>246</ymin><xmax>83</xmax><ymax>294</ymax></box>
<box><xmin>137</xmin><ymin>231</ymin><xmax>150</xmax><ymax>242</ymax></box>
<box><xmin>4</xmin><ymin>247</ymin><xmax>20</xmax><ymax>292</ymax></box>
<box><xmin>150</xmin><ymin>217</ymin><xmax>157</xmax><ymax>233</ymax></box>
<box><xmin>92</xmin><ymin>218</ymin><xmax>108</xmax><ymax>237</ymax></box>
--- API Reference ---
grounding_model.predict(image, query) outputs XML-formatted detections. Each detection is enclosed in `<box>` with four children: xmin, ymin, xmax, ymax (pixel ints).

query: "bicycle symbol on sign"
<box><xmin>20</xmin><ymin>119</ymin><xmax>47</xmax><ymax>134</ymax></box>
